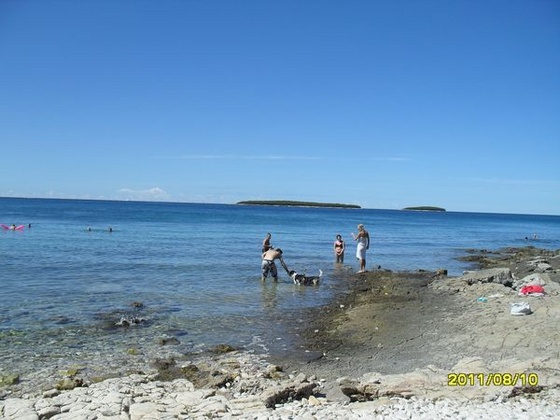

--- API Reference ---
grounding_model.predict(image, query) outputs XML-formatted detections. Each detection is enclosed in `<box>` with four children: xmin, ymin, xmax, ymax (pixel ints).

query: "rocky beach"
<box><xmin>2</xmin><ymin>246</ymin><xmax>560</xmax><ymax>419</ymax></box>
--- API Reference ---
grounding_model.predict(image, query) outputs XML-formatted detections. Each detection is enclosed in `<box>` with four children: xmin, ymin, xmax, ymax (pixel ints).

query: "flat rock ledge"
<box><xmin>2</xmin><ymin>351</ymin><xmax>560</xmax><ymax>419</ymax></box>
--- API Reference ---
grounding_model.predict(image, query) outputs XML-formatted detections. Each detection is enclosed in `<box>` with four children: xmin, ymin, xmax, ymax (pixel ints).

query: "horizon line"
<box><xmin>1</xmin><ymin>195</ymin><xmax>558</xmax><ymax>217</ymax></box>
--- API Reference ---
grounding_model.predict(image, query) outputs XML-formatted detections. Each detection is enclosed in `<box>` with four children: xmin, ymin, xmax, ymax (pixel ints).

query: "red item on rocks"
<box><xmin>519</xmin><ymin>285</ymin><xmax>545</xmax><ymax>296</ymax></box>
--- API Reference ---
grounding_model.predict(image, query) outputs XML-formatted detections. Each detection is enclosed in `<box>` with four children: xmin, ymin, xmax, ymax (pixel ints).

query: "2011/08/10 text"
<box><xmin>448</xmin><ymin>373</ymin><xmax>539</xmax><ymax>387</ymax></box>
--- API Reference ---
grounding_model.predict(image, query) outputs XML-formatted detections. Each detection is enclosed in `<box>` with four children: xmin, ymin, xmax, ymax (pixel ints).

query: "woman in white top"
<box><xmin>351</xmin><ymin>224</ymin><xmax>370</xmax><ymax>273</ymax></box>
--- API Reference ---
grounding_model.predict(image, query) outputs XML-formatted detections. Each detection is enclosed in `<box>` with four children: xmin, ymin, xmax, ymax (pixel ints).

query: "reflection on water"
<box><xmin>261</xmin><ymin>281</ymin><xmax>279</xmax><ymax>310</ymax></box>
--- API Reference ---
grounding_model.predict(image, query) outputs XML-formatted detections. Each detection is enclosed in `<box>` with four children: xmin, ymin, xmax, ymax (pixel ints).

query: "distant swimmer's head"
<box><xmin>276</xmin><ymin>248</ymin><xmax>282</xmax><ymax>254</ymax></box>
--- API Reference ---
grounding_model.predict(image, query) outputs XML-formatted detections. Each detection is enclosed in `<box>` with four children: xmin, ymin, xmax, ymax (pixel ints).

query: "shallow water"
<box><xmin>1</xmin><ymin>198</ymin><xmax>559</xmax><ymax>382</ymax></box>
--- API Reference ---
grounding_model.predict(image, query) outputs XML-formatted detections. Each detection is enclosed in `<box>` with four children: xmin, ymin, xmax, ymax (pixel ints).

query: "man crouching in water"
<box><xmin>261</xmin><ymin>248</ymin><xmax>283</xmax><ymax>282</ymax></box>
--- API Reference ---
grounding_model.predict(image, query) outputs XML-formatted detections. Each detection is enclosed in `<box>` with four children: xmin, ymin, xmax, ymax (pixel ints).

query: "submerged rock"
<box><xmin>210</xmin><ymin>344</ymin><xmax>238</xmax><ymax>354</ymax></box>
<box><xmin>0</xmin><ymin>373</ymin><xmax>20</xmax><ymax>386</ymax></box>
<box><xmin>115</xmin><ymin>314</ymin><xmax>146</xmax><ymax>327</ymax></box>
<box><xmin>158</xmin><ymin>336</ymin><xmax>180</xmax><ymax>346</ymax></box>
<box><xmin>56</xmin><ymin>378</ymin><xmax>85</xmax><ymax>391</ymax></box>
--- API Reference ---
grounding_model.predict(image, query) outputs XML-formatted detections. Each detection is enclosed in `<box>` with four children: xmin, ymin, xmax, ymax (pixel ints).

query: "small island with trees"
<box><xmin>237</xmin><ymin>200</ymin><xmax>361</xmax><ymax>209</ymax></box>
<box><xmin>402</xmin><ymin>206</ymin><xmax>446</xmax><ymax>212</ymax></box>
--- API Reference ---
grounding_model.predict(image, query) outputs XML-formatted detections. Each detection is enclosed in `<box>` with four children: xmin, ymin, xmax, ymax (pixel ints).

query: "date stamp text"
<box><xmin>448</xmin><ymin>372</ymin><xmax>539</xmax><ymax>387</ymax></box>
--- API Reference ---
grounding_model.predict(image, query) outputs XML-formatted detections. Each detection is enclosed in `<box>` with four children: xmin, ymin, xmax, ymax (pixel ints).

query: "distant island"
<box><xmin>402</xmin><ymin>206</ymin><xmax>446</xmax><ymax>212</ymax></box>
<box><xmin>237</xmin><ymin>200</ymin><xmax>361</xmax><ymax>209</ymax></box>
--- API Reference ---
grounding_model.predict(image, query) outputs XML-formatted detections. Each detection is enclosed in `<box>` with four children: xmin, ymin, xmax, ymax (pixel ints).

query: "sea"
<box><xmin>1</xmin><ymin>197</ymin><xmax>559</xmax><ymax>388</ymax></box>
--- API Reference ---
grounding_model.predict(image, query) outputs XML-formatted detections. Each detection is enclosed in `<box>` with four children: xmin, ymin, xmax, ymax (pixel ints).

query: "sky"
<box><xmin>1</xmin><ymin>1</ymin><xmax>559</xmax><ymax>215</ymax></box>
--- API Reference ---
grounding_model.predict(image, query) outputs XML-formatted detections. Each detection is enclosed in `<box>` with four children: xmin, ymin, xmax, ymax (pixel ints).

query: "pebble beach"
<box><xmin>2</xmin><ymin>246</ymin><xmax>560</xmax><ymax>419</ymax></box>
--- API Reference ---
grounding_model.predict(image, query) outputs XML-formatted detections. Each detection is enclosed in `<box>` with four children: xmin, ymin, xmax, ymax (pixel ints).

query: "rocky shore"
<box><xmin>2</xmin><ymin>246</ymin><xmax>560</xmax><ymax>419</ymax></box>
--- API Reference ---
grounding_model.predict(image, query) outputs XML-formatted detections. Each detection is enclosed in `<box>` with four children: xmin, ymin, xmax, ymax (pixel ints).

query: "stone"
<box><xmin>129</xmin><ymin>401</ymin><xmax>160</xmax><ymax>420</ymax></box>
<box><xmin>514</xmin><ymin>273</ymin><xmax>547</xmax><ymax>289</ymax></box>
<box><xmin>460</xmin><ymin>268</ymin><xmax>513</xmax><ymax>286</ymax></box>
<box><xmin>158</xmin><ymin>337</ymin><xmax>180</xmax><ymax>346</ymax></box>
<box><xmin>36</xmin><ymin>405</ymin><xmax>60</xmax><ymax>418</ymax></box>
<box><xmin>0</xmin><ymin>373</ymin><xmax>20</xmax><ymax>386</ymax></box>
<box><xmin>1</xmin><ymin>398</ymin><xmax>37</xmax><ymax>420</ymax></box>
<box><xmin>308</xmin><ymin>395</ymin><xmax>322</xmax><ymax>406</ymax></box>
<box><xmin>262</xmin><ymin>382</ymin><xmax>317</xmax><ymax>408</ymax></box>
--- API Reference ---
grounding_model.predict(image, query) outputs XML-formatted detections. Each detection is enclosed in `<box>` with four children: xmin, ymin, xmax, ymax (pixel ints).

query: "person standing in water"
<box><xmin>351</xmin><ymin>224</ymin><xmax>370</xmax><ymax>273</ymax></box>
<box><xmin>262</xmin><ymin>232</ymin><xmax>273</xmax><ymax>253</ymax></box>
<box><xmin>333</xmin><ymin>234</ymin><xmax>345</xmax><ymax>263</ymax></box>
<box><xmin>261</xmin><ymin>248</ymin><xmax>283</xmax><ymax>282</ymax></box>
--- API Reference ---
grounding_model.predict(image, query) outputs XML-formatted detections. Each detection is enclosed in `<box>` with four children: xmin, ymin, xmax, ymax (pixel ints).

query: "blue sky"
<box><xmin>1</xmin><ymin>1</ymin><xmax>559</xmax><ymax>215</ymax></box>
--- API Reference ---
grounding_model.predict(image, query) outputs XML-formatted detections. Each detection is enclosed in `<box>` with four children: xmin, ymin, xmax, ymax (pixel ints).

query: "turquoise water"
<box><xmin>1</xmin><ymin>198</ymin><xmax>559</xmax><ymax>367</ymax></box>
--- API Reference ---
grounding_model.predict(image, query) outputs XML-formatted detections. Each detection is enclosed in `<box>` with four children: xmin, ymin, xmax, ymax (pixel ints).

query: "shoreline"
<box><xmin>271</xmin><ymin>246</ymin><xmax>560</xmax><ymax>401</ymax></box>
<box><xmin>2</xmin><ymin>246</ymin><xmax>560</xmax><ymax>418</ymax></box>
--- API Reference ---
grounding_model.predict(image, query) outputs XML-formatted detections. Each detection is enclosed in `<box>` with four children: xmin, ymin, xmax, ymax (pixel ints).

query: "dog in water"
<box><xmin>288</xmin><ymin>269</ymin><xmax>323</xmax><ymax>285</ymax></box>
<box><xmin>280</xmin><ymin>258</ymin><xmax>322</xmax><ymax>285</ymax></box>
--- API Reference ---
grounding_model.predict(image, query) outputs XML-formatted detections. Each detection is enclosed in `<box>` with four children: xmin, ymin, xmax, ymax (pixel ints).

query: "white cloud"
<box><xmin>118</xmin><ymin>187</ymin><xmax>170</xmax><ymax>201</ymax></box>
